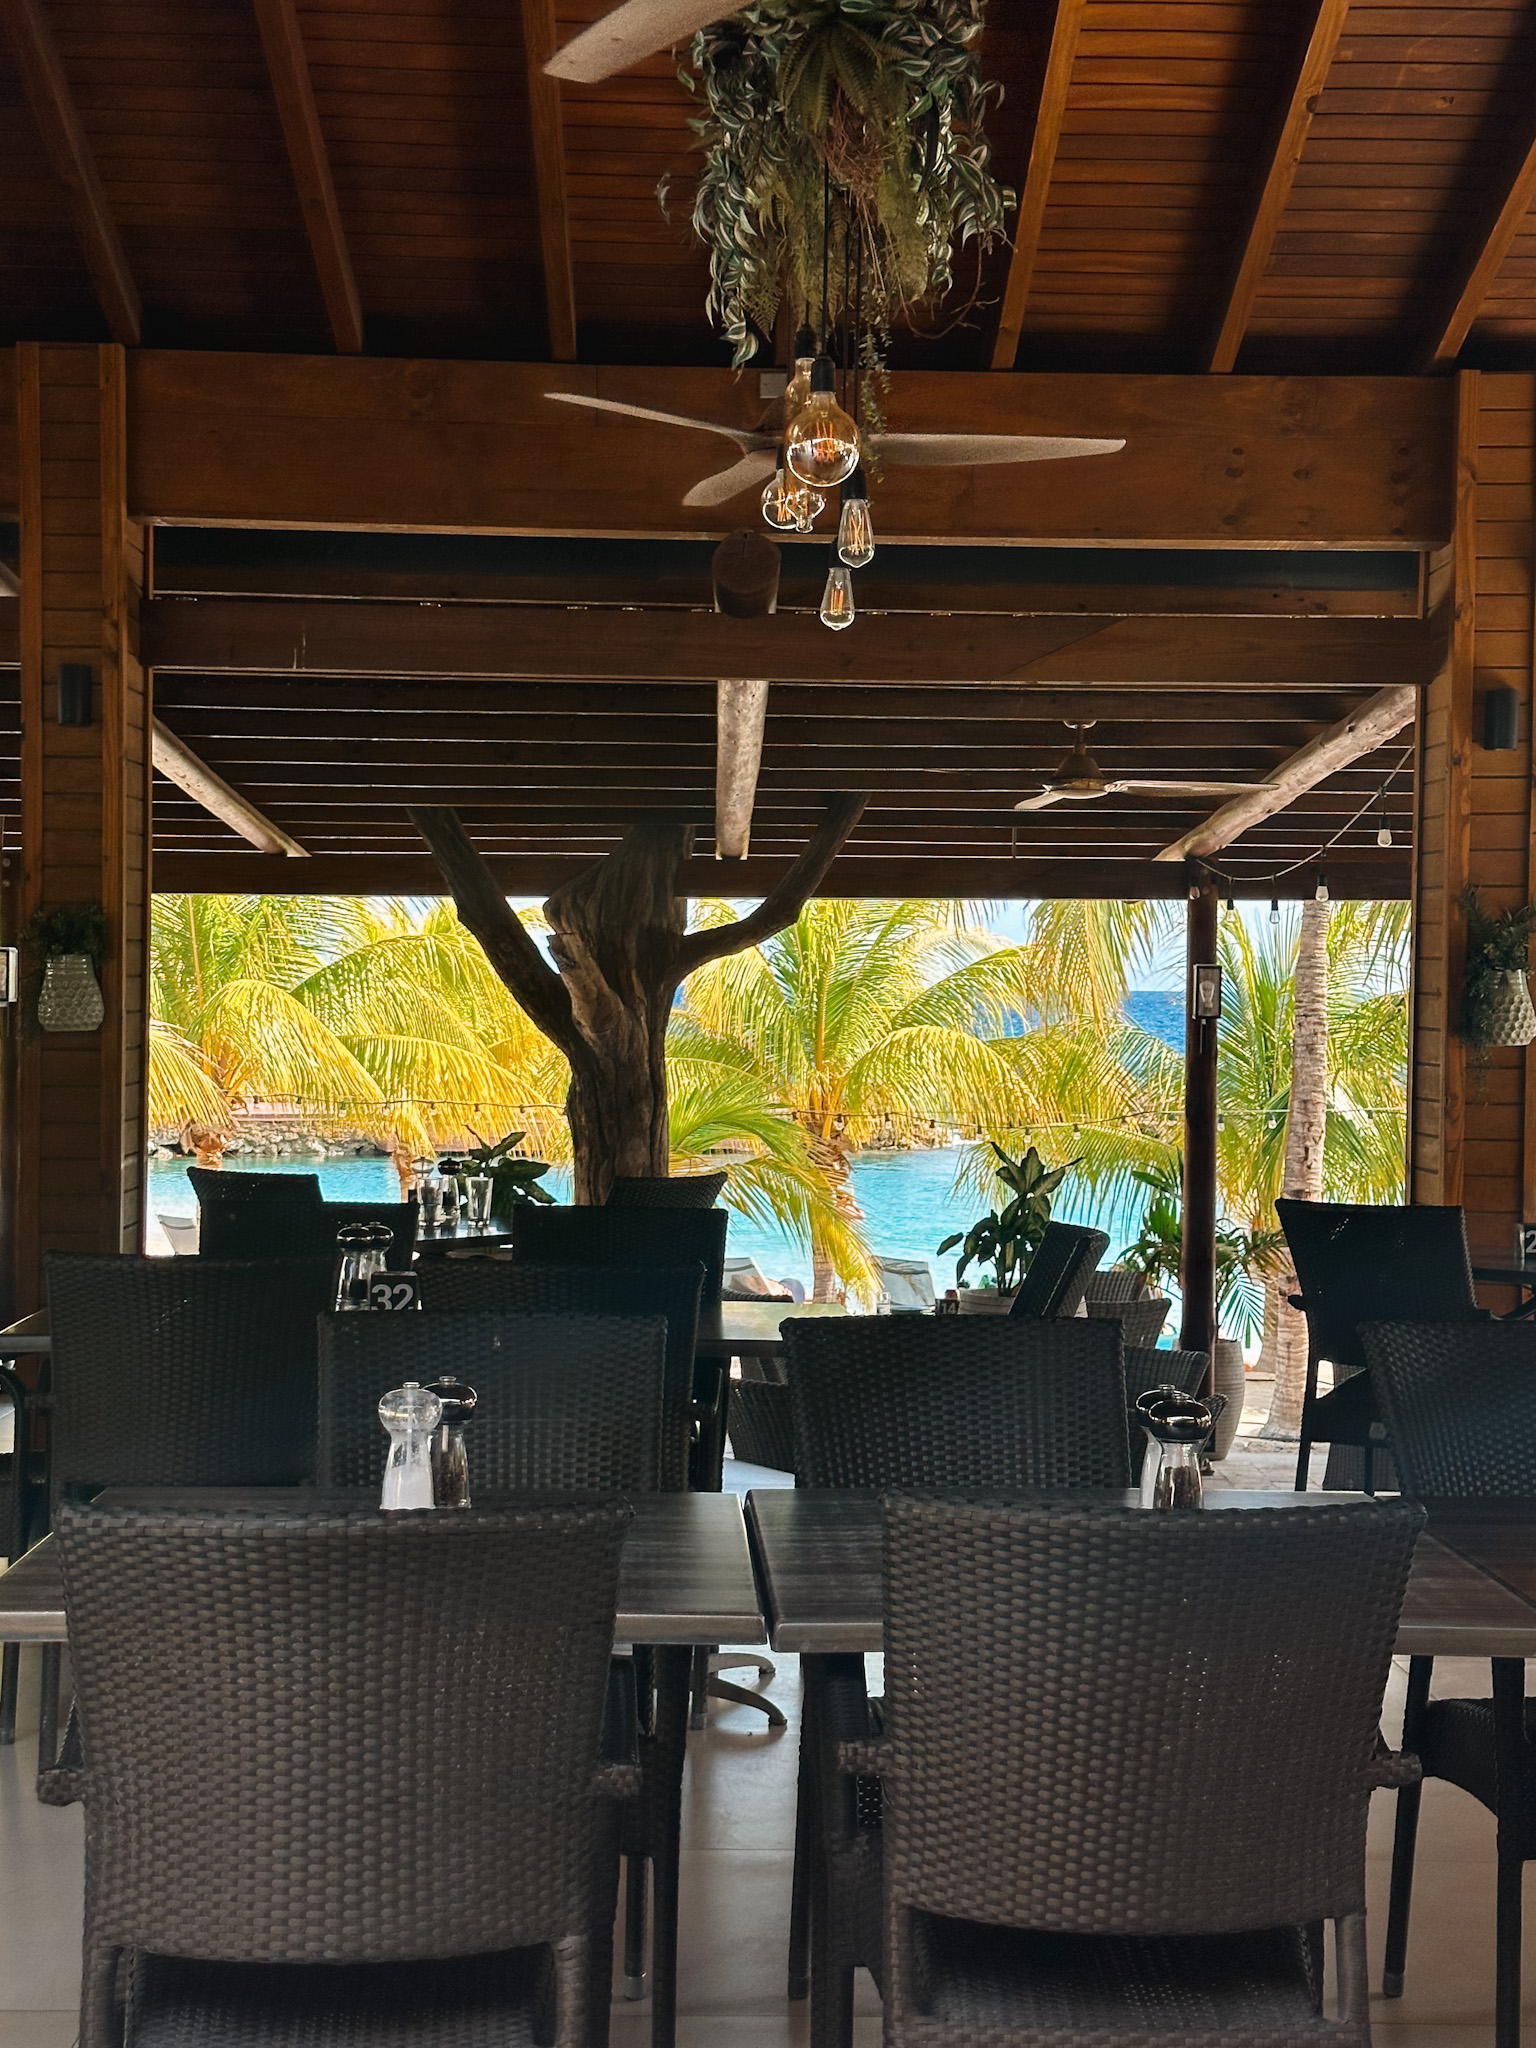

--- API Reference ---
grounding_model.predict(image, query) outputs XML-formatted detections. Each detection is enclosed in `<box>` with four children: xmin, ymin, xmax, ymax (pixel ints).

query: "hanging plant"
<box><xmin>673</xmin><ymin>0</ymin><xmax>1015</xmax><ymax>367</ymax></box>
<box><xmin>1458</xmin><ymin>886</ymin><xmax>1536</xmax><ymax>1048</ymax></box>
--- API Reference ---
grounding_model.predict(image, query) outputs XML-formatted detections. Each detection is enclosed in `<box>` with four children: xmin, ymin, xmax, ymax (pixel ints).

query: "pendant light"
<box><xmin>837</xmin><ymin>465</ymin><xmax>875</xmax><ymax>567</ymax></box>
<box><xmin>819</xmin><ymin>545</ymin><xmax>856</xmax><ymax>630</ymax></box>
<box><xmin>786</xmin><ymin>357</ymin><xmax>860</xmax><ymax>488</ymax></box>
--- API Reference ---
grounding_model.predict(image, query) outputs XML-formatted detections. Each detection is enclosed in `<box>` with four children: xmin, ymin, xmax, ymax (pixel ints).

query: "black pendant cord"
<box><xmin>842</xmin><ymin>197</ymin><xmax>852</xmax><ymax>396</ymax></box>
<box><xmin>821</xmin><ymin>159</ymin><xmax>830</xmax><ymax>349</ymax></box>
<box><xmin>853</xmin><ymin>231</ymin><xmax>863</xmax><ymax>430</ymax></box>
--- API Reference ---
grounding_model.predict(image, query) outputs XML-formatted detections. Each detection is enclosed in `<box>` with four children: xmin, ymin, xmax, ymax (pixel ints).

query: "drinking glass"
<box><xmin>466</xmin><ymin>1174</ymin><xmax>494</xmax><ymax>1226</ymax></box>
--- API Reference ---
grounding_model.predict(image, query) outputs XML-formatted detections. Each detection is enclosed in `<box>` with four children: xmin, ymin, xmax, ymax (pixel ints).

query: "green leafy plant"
<box><xmin>938</xmin><ymin>1142</ymin><xmax>1075</xmax><ymax>1293</ymax></box>
<box><xmin>26</xmin><ymin>901</ymin><xmax>107</xmax><ymax>968</ymax></box>
<box><xmin>676</xmin><ymin>0</ymin><xmax>1015</xmax><ymax>366</ymax></box>
<box><xmin>1458</xmin><ymin>886</ymin><xmax>1536</xmax><ymax>1048</ymax></box>
<box><xmin>1121</xmin><ymin>1158</ymin><xmax>1286</xmax><ymax>1342</ymax></box>
<box><xmin>440</xmin><ymin>1130</ymin><xmax>555</xmax><ymax>1222</ymax></box>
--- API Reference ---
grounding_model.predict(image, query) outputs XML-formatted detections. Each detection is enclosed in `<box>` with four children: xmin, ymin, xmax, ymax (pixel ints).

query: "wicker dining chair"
<box><xmin>1008</xmin><ymin>1221</ymin><xmax>1110</xmax><ymax>1320</ymax></box>
<box><xmin>32</xmin><ymin>1253</ymin><xmax>336</xmax><ymax>1769</ymax></box>
<box><xmin>866</xmin><ymin>1495</ymin><xmax>1423</xmax><ymax>2048</ymax></box>
<box><xmin>186</xmin><ymin>1166</ymin><xmax>323</xmax><ymax>1209</ymax></box>
<box><xmin>783</xmin><ymin>1315</ymin><xmax>1131</xmax><ymax>2048</ymax></box>
<box><xmin>416</xmin><ymin>1261</ymin><xmax>705</xmax><ymax>1491</ymax></box>
<box><xmin>318</xmin><ymin>1308</ymin><xmax>685</xmax><ymax>2047</ymax></box>
<box><xmin>605</xmin><ymin>1172</ymin><xmax>727</xmax><ymax>1209</ymax></box>
<box><xmin>47</xmin><ymin>1497</ymin><xmax>634</xmax><ymax>2048</ymax></box>
<box><xmin>1361</xmin><ymin>1317</ymin><xmax>1536</xmax><ymax>2047</ymax></box>
<box><xmin>512</xmin><ymin>1205</ymin><xmax>728</xmax><ymax>1305</ymax></box>
<box><xmin>1277</xmin><ymin>1198</ymin><xmax>1483</xmax><ymax>1493</ymax></box>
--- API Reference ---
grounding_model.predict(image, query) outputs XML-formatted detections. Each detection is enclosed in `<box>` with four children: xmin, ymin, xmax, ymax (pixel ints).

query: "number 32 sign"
<box><xmin>367</xmin><ymin>1272</ymin><xmax>421</xmax><ymax>1311</ymax></box>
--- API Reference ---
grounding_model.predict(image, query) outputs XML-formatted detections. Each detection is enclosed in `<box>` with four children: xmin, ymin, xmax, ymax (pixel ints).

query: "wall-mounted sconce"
<box><xmin>57</xmin><ymin>663</ymin><xmax>93</xmax><ymax>727</ymax></box>
<box><xmin>1189</xmin><ymin>962</ymin><xmax>1223</xmax><ymax>1021</ymax></box>
<box><xmin>0</xmin><ymin>948</ymin><xmax>18</xmax><ymax>1004</ymax></box>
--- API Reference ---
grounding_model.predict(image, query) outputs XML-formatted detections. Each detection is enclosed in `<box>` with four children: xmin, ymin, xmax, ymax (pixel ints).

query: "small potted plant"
<box><xmin>440</xmin><ymin>1129</ymin><xmax>555</xmax><ymax>1223</ymax></box>
<box><xmin>939</xmin><ymin>1143</ymin><xmax>1076</xmax><ymax>1313</ymax></box>
<box><xmin>1459</xmin><ymin>886</ymin><xmax>1536</xmax><ymax>1049</ymax></box>
<box><xmin>27</xmin><ymin>902</ymin><xmax>107</xmax><ymax>1034</ymax></box>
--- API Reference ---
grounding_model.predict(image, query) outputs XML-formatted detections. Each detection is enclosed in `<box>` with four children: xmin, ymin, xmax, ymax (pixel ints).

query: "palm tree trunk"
<box><xmin>1262</xmin><ymin>895</ymin><xmax>1330</xmax><ymax>1438</ymax></box>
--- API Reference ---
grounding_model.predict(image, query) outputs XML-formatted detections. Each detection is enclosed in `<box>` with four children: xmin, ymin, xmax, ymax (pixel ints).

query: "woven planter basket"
<box><xmin>1483</xmin><ymin>968</ymin><xmax>1536</xmax><ymax>1047</ymax></box>
<box><xmin>37</xmin><ymin>952</ymin><xmax>104</xmax><ymax>1033</ymax></box>
<box><xmin>955</xmin><ymin>1288</ymin><xmax>1017</xmax><ymax>1315</ymax></box>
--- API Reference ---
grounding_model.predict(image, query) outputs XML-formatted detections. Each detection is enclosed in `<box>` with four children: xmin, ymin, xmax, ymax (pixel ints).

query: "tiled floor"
<box><xmin>1</xmin><ymin>1444</ymin><xmax>1531</xmax><ymax>2045</ymax></box>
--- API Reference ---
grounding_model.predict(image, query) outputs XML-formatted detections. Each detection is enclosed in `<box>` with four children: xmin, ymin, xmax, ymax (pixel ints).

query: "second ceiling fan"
<box><xmin>1014</xmin><ymin>725</ymin><xmax>1274</xmax><ymax>813</ymax></box>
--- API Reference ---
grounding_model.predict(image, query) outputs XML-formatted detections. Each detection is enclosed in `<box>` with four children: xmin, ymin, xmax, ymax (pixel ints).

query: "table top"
<box><xmin>0</xmin><ymin>1487</ymin><xmax>764</xmax><ymax>1649</ymax></box>
<box><xmin>746</xmin><ymin>1488</ymin><xmax>1536</xmax><ymax>1659</ymax></box>
<box><xmin>696</xmin><ymin>1300</ymin><xmax>847</xmax><ymax>1359</ymax></box>
<box><xmin>1469</xmin><ymin>1253</ymin><xmax>1536</xmax><ymax>1285</ymax></box>
<box><xmin>412</xmin><ymin>1221</ymin><xmax>516</xmax><ymax>1258</ymax></box>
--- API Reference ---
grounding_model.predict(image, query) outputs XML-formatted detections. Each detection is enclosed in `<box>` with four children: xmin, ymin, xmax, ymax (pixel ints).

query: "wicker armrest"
<box><xmin>1367</xmin><ymin>1732</ymin><xmax>1422</xmax><ymax>1789</ymax></box>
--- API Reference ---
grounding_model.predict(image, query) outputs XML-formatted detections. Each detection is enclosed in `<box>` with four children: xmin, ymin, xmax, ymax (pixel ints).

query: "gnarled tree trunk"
<box><xmin>1262</xmin><ymin>894</ymin><xmax>1331</xmax><ymax>1437</ymax></box>
<box><xmin>410</xmin><ymin>798</ymin><xmax>867</xmax><ymax>1203</ymax></box>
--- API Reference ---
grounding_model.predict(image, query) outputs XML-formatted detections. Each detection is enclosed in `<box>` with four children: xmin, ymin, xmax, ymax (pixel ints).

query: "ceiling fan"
<box><xmin>545</xmin><ymin>0</ymin><xmax>766</xmax><ymax>82</ymax></box>
<box><xmin>1014</xmin><ymin>725</ymin><xmax>1274</xmax><ymax>813</ymax></box>
<box><xmin>545</xmin><ymin>392</ymin><xmax>1125</xmax><ymax>508</ymax></box>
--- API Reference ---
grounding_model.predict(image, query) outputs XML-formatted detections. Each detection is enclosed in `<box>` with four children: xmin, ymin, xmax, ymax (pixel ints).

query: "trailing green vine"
<box><xmin>1458</xmin><ymin>886</ymin><xmax>1536</xmax><ymax>1047</ymax></box>
<box><xmin>671</xmin><ymin>0</ymin><xmax>1015</xmax><ymax>367</ymax></box>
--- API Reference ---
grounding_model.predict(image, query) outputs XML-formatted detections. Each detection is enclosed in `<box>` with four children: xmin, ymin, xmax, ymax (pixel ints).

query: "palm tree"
<box><xmin>674</xmin><ymin>898</ymin><xmax>1040</xmax><ymax>1299</ymax></box>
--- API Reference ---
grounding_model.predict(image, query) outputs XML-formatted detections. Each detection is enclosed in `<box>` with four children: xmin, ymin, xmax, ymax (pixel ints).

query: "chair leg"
<box><xmin>1496</xmin><ymin>1844</ymin><xmax>1524</xmax><ymax>2048</ymax></box>
<box><xmin>0</xmin><ymin>1639</ymin><xmax>17</xmax><ymax>1746</ymax></box>
<box><xmin>1384</xmin><ymin>1654</ymin><xmax>1433</xmax><ymax>1996</ymax></box>
<box><xmin>623</xmin><ymin>1855</ymin><xmax>648</xmax><ymax>1999</ymax></box>
<box><xmin>789</xmin><ymin>1705</ymin><xmax>814</xmax><ymax>2000</ymax></box>
<box><xmin>689</xmin><ymin>1645</ymin><xmax>710</xmax><ymax>1731</ymax></box>
<box><xmin>647</xmin><ymin>1645</ymin><xmax>690</xmax><ymax>2048</ymax></box>
<box><xmin>1294</xmin><ymin>1429</ymin><xmax>1312</xmax><ymax>1492</ymax></box>
<box><xmin>37</xmin><ymin>1642</ymin><xmax>61</xmax><ymax>1770</ymax></box>
<box><xmin>808</xmin><ymin>1824</ymin><xmax>854</xmax><ymax>2048</ymax></box>
<box><xmin>1362</xmin><ymin>1439</ymin><xmax>1376</xmax><ymax>1497</ymax></box>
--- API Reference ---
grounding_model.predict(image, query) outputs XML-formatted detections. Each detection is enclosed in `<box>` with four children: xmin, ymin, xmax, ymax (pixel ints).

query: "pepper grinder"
<box><xmin>426</xmin><ymin>1375</ymin><xmax>477</xmax><ymax>1508</ymax></box>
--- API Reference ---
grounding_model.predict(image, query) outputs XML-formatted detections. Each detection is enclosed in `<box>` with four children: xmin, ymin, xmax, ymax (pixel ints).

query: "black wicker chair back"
<box><xmin>44</xmin><ymin>1254</ymin><xmax>335</xmax><ymax>1504</ymax></box>
<box><xmin>879</xmin><ymin>1495</ymin><xmax>1421</xmax><ymax>1960</ymax></box>
<box><xmin>1083</xmin><ymin>1267</ymin><xmax>1146</xmax><ymax>1308</ymax></box>
<box><xmin>319</xmin><ymin>1310</ymin><xmax>667</xmax><ymax>1494</ymax></box>
<box><xmin>1008</xmin><ymin>1222</ymin><xmax>1110</xmax><ymax>1320</ymax></box>
<box><xmin>322</xmin><ymin>1199</ymin><xmax>418</xmax><ymax>1268</ymax></box>
<box><xmin>1362</xmin><ymin>1319</ymin><xmax>1536</xmax><ymax>1496</ymax></box>
<box><xmin>784</xmin><ymin>1317</ymin><xmax>1130</xmax><ymax>1490</ymax></box>
<box><xmin>606</xmin><ymin>1173</ymin><xmax>727</xmax><ymax>1209</ymax></box>
<box><xmin>55</xmin><ymin>1498</ymin><xmax>629</xmax><ymax>2048</ymax></box>
<box><xmin>1277</xmin><ymin>1199</ymin><xmax>1479</xmax><ymax>1379</ymax></box>
<box><xmin>186</xmin><ymin>1167</ymin><xmax>322</xmax><ymax>1209</ymax></box>
<box><xmin>513</xmin><ymin>1204</ymin><xmax>728</xmax><ymax>1304</ymax></box>
<box><xmin>417</xmin><ymin>1262</ymin><xmax>704</xmax><ymax>1489</ymax></box>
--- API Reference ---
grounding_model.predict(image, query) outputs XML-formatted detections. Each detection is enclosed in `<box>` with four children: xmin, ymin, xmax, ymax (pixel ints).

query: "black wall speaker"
<box><xmin>1483</xmin><ymin>684</ymin><xmax>1520</xmax><ymax>751</ymax></box>
<box><xmin>56</xmin><ymin>662</ymin><xmax>92</xmax><ymax>727</ymax></box>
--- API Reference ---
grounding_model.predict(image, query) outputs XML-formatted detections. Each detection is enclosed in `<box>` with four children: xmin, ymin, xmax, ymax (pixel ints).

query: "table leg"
<box><xmin>647</xmin><ymin>1645</ymin><xmax>690</xmax><ymax>2048</ymax></box>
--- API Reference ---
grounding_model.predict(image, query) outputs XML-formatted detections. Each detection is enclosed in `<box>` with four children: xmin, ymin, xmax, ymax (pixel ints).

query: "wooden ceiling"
<box><xmin>3</xmin><ymin>0</ymin><xmax>1536</xmax><ymax>371</ymax></box>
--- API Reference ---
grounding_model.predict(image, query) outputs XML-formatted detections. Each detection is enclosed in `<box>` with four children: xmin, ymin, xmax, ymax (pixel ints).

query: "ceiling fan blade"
<box><xmin>545</xmin><ymin>390</ymin><xmax>759</xmax><ymax>450</ymax></box>
<box><xmin>870</xmin><ymin>433</ymin><xmax>1127</xmax><ymax>468</ymax></box>
<box><xmin>544</xmin><ymin>0</ymin><xmax>731</xmax><ymax>81</ymax></box>
<box><xmin>1105</xmin><ymin>779</ymin><xmax>1276</xmax><ymax>796</ymax></box>
<box><xmin>1012</xmin><ymin>789</ymin><xmax>1077</xmax><ymax>812</ymax></box>
<box><xmin>683</xmin><ymin>450</ymin><xmax>778</xmax><ymax>507</ymax></box>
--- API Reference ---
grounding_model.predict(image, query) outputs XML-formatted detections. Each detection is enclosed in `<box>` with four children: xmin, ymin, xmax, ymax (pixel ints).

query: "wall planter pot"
<box><xmin>37</xmin><ymin>952</ymin><xmax>104</xmax><ymax>1033</ymax></box>
<box><xmin>1209</xmin><ymin>1337</ymin><xmax>1246</xmax><ymax>1461</ymax></box>
<box><xmin>956</xmin><ymin>1289</ymin><xmax>1017</xmax><ymax>1315</ymax></box>
<box><xmin>1483</xmin><ymin>969</ymin><xmax>1536</xmax><ymax>1048</ymax></box>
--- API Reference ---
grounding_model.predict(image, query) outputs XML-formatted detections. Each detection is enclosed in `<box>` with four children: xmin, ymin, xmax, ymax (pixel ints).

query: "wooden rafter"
<box><xmin>151</xmin><ymin>718</ymin><xmax>309</xmax><ymax>857</ymax></box>
<box><xmin>1152</xmin><ymin>684</ymin><xmax>1418</xmax><ymax>862</ymax></box>
<box><xmin>1207</xmin><ymin>0</ymin><xmax>1350</xmax><ymax>374</ymax></box>
<box><xmin>0</xmin><ymin>0</ymin><xmax>139</xmax><ymax>345</ymax></box>
<box><xmin>716</xmin><ymin>679</ymin><xmax>770</xmax><ymax>859</ymax></box>
<box><xmin>1425</xmin><ymin>120</ymin><xmax>1536</xmax><ymax>369</ymax></box>
<box><xmin>990</xmin><ymin>0</ymin><xmax>1085</xmax><ymax>371</ymax></box>
<box><xmin>520</xmin><ymin>0</ymin><xmax>578</xmax><ymax>363</ymax></box>
<box><xmin>249</xmin><ymin>0</ymin><xmax>363</xmax><ymax>356</ymax></box>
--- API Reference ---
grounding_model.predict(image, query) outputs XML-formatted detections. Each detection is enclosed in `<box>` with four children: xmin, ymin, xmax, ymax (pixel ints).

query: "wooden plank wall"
<box><xmin>1411</xmin><ymin>370</ymin><xmax>1536</xmax><ymax>1258</ymax></box>
<box><xmin>13</xmin><ymin>343</ymin><xmax>148</xmax><ymax>1313</ymax></box>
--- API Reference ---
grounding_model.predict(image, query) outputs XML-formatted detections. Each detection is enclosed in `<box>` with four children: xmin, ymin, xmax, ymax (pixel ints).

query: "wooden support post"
<box><xmin>1180</xmin><ymin>872</ymin><xmax>1219</xmax><ymax>1375</ymax></box>
<box><xmin>13</xmin><ymin>344</ymin><xmax>150</xmax><ymax>1310</ymax></box>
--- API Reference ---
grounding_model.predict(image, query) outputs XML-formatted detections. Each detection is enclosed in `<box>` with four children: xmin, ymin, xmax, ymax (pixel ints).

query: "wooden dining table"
<box><xmin>746</xmin><ymin>1487</ymin><xmax>1536</xmax><ymax>1658</ymax></box>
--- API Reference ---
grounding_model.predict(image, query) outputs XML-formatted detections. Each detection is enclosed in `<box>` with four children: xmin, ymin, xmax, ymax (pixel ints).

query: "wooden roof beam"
<box><xmin>1153</xmin><ymin>684</ymin><xmax>1417</xmax><ymax>863</ymax></box>
<box><xmin>151</xmin><ymin>718</ymin><xmax>309</xmax><ymax>857</ymax></box>
<box><xmin>250</xmin><ymin>0</ymin><xmax>363</xmax><ymax>355</ymax></box>
<box><xmin>1424</xmin><ymin>117</ymin><xmax>1536</xmax><ymax>369</ymax></box>
<box><xmin>990</xmin><ymin>0</ymin><xmax>1085</xmax><ymax>371</ymax></box>
<box><xmin>520</xmin><ymin>0</ymin><xmax>578</xmax><ymax>362</ymax></box>
<box><xmin>0</xmin><ymin>0</ymin><xmax>139</xmax><ymax>345</ymax></box>
<box><xmin>1207</xmin><ymin>0</ymin><xmax>1349</xmax><ymax>374</ymax></box>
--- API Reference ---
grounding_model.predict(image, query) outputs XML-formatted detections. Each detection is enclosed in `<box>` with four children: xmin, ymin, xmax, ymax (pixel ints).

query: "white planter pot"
<box><xmin>1210</xmin><ymin>1337</ymin><xmax>1246</xmax><ymax>1461</ymax></box>
<box><xmin>37</xmin><ymin>952</ymin><xmax>104</xmax><ymax>1033</ymax></box>
<box><xmin>1485</xmin><ymin>969</ymin><xmax>1536</xmax><ymax>1047</ymax></box>
<box><xmin>955</xmin><ymin>1289</ymin><xmax>1017</xmax><ymax>1315</ymax></box>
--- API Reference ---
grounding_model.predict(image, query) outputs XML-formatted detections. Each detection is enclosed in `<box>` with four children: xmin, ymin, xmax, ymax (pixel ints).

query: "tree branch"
<box><xmin>676</xmin><ymin>792</ymin><xmax>869</xmax><ymax>974</ymax></box>
<box><xmin>409</xmin><ymin>806</ymin><xmax>575</xmax><ymax>1047</ymax></box>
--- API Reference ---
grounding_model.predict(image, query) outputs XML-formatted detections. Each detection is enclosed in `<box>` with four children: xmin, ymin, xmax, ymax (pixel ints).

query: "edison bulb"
<box><xmin>793</xmin><ymin>481</ymin><xmax>826</xmax><ymax>532</ymax></box>
<box><xmin>1377</xmin><ymin>823</ymin><xmax>1393</xmax><ymax>847</ymax></box>
<box><xmin>1269</xmin><ymin>896</ymin><xmax>1280</xmax><ymax>927</ymax></box>
<box><xmin>837</xmin><ymin>467</ymin><xmax>875</xmax><ymax>567</ymax></box>
<box><xmin>1315</xmin><ymin>871</ymin><xmax>1330</xmax><ymax>904</ymax></box>
<box><xmin>786</xmin><ymin>357</ymin><xmax>861</xmax><ymax>488</ymax></box>
<box><xmin>761</xmin><ymin>466</ymin><xmax>800</xmax><ymax>532</ymax></box>
<box><xmin>820</xmin><ymin>558</ymin><xmax>856</xmax><ymax>631</ymax></box>
<box><xmin>782</xmin><ymin>326</ymin><xmax>817</xmax><ymax>418</ymax></box>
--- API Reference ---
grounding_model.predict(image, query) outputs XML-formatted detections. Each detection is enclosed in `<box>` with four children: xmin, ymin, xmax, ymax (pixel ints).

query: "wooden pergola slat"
<box><xmin>520</xmin><ymin>0</ymin><xmax>578</xmax><ymax>362</ymax></box>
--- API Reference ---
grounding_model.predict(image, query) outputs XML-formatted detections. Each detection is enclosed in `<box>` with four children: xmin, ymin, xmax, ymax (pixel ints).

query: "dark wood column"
<box><xmin>1180</xmin><ymin>871</ymin><xmax>1220</xmax><ymax>1371</ymax></box>
<box><xmin>14</xmin><ymin>342</ymin><xmax>150</xmax><ymax>1310</ymax></box>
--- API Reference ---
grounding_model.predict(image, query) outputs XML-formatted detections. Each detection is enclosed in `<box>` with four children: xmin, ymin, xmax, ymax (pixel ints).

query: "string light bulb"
<box><xmin>1377</xmin><ymin>820</ymin><xmax>1393</xmax><ymax>848</ymax></box>
<box><xmin>786</xmin><ymin>357</ymin><xmax>861</xmax><ymax>488</ymax></box>
<box><xmin>819</xmin><ymin>547</ymin><xmax>856</xmax><ymax>631</ymax></box>
<box><xmin>837</xmin><ymin>466</ymin><xmax>875</xmax><ymax>567</ymax></box>
<box><xmin>1269</xmin><ymin>894</ymin><xmax>1280</xmax><ymax>927</ymax></box>
<box><xmin>1315</xmin><ymin>869</ymin><xmax>1329</xmax><ymax>904</ymax></box>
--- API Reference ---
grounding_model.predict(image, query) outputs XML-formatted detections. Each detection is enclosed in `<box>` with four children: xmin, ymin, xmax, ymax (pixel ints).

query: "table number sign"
<box><xmin>367</xmin><ymin>1271</ymin><xmax>421</xmax><ymax>1311</ymax></box>
<box><xmin>1519</xmin><ymin>1226</ymin><xmax>1536</xmax><ymax>1265</ymax></box>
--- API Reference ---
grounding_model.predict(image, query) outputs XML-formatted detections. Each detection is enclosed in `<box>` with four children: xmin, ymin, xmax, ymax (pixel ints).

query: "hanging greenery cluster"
<box><xmin>1458</xmin><ymin>885</ymin><xmax>1536</xmax><ymax>1047</ymax></box>
<box><xmin>673</xmin><ymin>0</ymin><xmax>1015</xmax><ymax>366</ymax></box>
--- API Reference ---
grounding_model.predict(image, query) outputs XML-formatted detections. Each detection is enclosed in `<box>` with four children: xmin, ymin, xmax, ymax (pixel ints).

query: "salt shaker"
<box><xmin>378</xmin><ymin>1380</ymin><xmax>442</xmax><ymax>1510</ymax></box>
<box><xmin>426</xmin><ymin>1375</ymin><xmax>477</xmax><ymax>1508</ymax></box>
